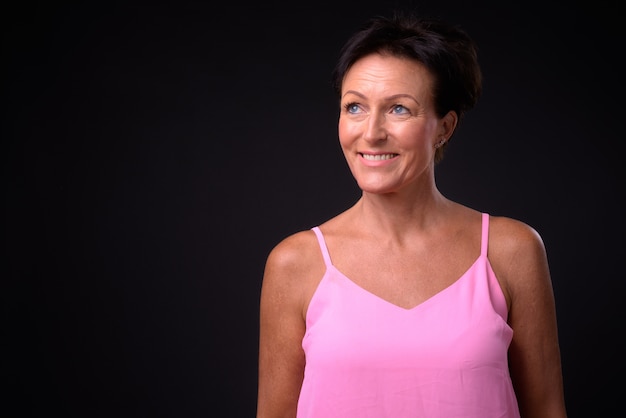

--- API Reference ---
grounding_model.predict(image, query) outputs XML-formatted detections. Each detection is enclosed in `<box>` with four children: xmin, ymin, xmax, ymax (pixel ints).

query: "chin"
<box><xmin>357</xmin><ymin>182</ymin><xmax>397</xmax><ymax>195</ymax></box>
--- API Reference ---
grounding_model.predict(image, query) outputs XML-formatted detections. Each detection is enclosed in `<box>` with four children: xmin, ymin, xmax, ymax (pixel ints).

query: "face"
<box><xmin>338</xmin><ymin>53</ymin><xmax>456</xmax><ymax>195</ymax></box>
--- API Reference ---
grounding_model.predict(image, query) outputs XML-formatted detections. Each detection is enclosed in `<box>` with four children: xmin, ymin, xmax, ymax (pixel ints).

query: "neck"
<box><xmin>353</xmin><ymin>186</ymin><xmax>452</xmax><ymax>239</ymax></box>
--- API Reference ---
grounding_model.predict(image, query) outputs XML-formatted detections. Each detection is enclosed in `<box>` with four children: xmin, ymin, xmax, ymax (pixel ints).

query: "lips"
<box><xmin>359</xmin><ymin>153</ymin><xmax>398</xmax><ymax>161</ymax></box>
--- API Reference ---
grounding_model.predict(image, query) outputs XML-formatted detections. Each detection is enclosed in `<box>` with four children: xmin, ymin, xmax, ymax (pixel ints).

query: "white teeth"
<box><xmin>361</xmin><ymin>153</ymin><xmax>396</xmax><ymax>161</ymax></box>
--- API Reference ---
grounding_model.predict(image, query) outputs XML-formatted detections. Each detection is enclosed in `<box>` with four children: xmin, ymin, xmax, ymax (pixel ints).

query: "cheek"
<box><xmin>338</xmin><ymin>117</ymin><xmax>353</xmax><ymax>148</ymax></box>
<box><xmin>402</xmin><ymin>122</ymin><xmax>436</xmax><ymax>148</ymax></box>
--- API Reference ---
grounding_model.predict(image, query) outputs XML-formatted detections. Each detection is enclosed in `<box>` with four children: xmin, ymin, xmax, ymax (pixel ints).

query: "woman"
<box><xmin>257</xmin><ymin>11</ymin><xmax>567</xmax><ymax>418</ymax></box>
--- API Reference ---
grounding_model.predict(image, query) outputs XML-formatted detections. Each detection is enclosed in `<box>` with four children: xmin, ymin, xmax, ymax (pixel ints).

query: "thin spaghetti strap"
<box><xmin>311</xmin><ymin>227</ymin><xmax>333</xmax><ymax>267</ymax></box>
<box><xmin>480</xmin><ymin>213</ymin><xmax>489</xmax><ymax>257</ymax></box>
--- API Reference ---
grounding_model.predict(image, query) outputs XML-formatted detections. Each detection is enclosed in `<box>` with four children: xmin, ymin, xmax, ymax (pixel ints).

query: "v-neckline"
<box><xmin>327</xmin><ymin>256</ymin><xmax>482</xmax><ymax>311</ymax></box>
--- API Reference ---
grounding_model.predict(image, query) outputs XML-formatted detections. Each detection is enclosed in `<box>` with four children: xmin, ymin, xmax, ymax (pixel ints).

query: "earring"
<box><xmin>435</xmin><ymin>138</ymin><xmax>446</xmax><ymax>148</ymax></box>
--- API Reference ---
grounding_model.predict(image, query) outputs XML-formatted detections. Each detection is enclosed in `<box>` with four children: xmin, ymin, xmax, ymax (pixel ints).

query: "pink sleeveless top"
<box><xmin>297</xmin><ymin>213</ymin><xmax>520</xmax><ymax>417</ymax></box>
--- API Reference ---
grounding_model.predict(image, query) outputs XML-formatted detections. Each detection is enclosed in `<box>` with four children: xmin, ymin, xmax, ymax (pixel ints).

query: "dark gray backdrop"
<box><xmin>4</xmin><ymin>1</ymin><xmax>624</xmax><ymax>417</ymax></box>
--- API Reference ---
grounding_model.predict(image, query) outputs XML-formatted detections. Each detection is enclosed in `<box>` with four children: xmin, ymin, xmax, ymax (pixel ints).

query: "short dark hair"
<box><xmin>332</xmin><ymin>12</ymin><xmax>482</xmax><ymax>122</ymax></box>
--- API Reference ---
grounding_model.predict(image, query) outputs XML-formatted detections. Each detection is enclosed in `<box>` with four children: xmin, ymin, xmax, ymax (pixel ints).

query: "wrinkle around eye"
<box><xmin>391</xmin><ymin>105</ymin><xmax>410</xmax><ymax>115</ymax></box>
<box><xmin>344</xmin><ymin>103</ymin><xmax>364</xmax><ymax>114</ymax></box>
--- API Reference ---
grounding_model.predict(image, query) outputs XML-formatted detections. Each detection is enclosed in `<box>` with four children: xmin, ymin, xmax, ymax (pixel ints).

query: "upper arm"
<box><xmin>256</xmin><ymin>232</ymin><xmax>320</xmax><ymax>418</ymax></box>
<box><xmin>490</xmin><ymin>218</ymin><xmax>567</xmax><ymax>417</ymax></box>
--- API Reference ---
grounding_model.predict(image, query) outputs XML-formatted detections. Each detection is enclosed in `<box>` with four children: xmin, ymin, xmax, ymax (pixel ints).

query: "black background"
<box><xmin>4</xmin><ymin>1</ymin><xmax>624</xmax><ymax>417</ymax></box>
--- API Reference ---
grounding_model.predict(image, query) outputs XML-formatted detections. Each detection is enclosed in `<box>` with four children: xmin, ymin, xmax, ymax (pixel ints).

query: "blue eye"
<box><xmin>344</xmin><ymin>102</ymin><xmax>361</xmax><ymax>114</ymax></box>
<box><xmin>392</xmin><ymin>105</ymin><xmax>409</xmax><ymax>114</ymax></box>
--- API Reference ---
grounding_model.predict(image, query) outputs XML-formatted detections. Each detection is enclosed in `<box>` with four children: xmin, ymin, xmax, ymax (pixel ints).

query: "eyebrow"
<box><xmin>342</xmin><ymin>90</ymin><xmax>420</xmax><ymax>105</ymax></box>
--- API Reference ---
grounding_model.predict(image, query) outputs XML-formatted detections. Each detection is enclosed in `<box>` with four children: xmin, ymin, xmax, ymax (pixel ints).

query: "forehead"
<box><xmin>342</xmin><ymin>53</ymin><xmax>434</xmax><ymax>97</ymax></box>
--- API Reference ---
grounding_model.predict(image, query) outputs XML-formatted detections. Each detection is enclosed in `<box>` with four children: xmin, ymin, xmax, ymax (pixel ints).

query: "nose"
<box><xmin>363</xmin><ymin>112</ymin><xmax>387</xmax><ymax>143</ymax></box>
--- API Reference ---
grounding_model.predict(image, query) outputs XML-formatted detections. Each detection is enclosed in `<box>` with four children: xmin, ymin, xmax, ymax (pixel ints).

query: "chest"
<box><xmin>304</xmin><ymin>254</ymin><xmax>511</xmax><ymax>367</ymax></box>
<box><xmin>330</xmin><ymin>241</ymin><xmax>479</xmax><ymax>309</ymax></box>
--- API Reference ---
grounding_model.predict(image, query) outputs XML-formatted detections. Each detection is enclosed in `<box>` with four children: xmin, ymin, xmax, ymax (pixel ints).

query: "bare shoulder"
<box><xmin>487</xmin><ymin>216</ymin><xmax>551</xmax><ymax>305</ymax></box>
<box><xmin>265</xmin><ymin>229</ymin><xmax>323</xmax><ymax>276</ymax></box>
<box><xmin>261</xmin><ymin>229</ymin><xmax>326</xmax><ymax>317</ymax></box>
<box><xmin>488</xmin><ymin>216</ymin><xmax>546</xmax><ymax>255</ymax></box>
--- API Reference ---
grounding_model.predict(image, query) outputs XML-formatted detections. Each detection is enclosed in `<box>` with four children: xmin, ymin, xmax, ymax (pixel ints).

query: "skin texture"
<box><xmin>256</xmin><ymin>53</ymin><xmax>567</xmax><ymax>418</ymax></box>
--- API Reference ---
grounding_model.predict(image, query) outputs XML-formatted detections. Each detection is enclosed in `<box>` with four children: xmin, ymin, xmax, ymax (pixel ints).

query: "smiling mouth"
<box><xmin>360</xmin><ymin>153</ymin><xmax>398</xmax><ymax>161</ymax></box>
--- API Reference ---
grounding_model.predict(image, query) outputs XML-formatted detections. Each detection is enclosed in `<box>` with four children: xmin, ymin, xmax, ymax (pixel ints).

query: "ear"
<box><xmin>439</xmin><ymin>110</ymin><xmax>458</xmax><ymax>142</ymax></box>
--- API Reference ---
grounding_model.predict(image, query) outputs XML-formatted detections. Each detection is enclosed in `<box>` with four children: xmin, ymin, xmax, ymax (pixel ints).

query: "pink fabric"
<box><xmin>297</xmin><ymin>213</ymin><xmax>520</xmax><ymax>417</ymax></box>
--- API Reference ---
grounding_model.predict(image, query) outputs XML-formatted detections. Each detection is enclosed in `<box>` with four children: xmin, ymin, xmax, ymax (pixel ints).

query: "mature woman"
<box><xmin>257</xmin><ymin>12</ymin><xmax>567</xmax><ymax>418</ymax></box>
